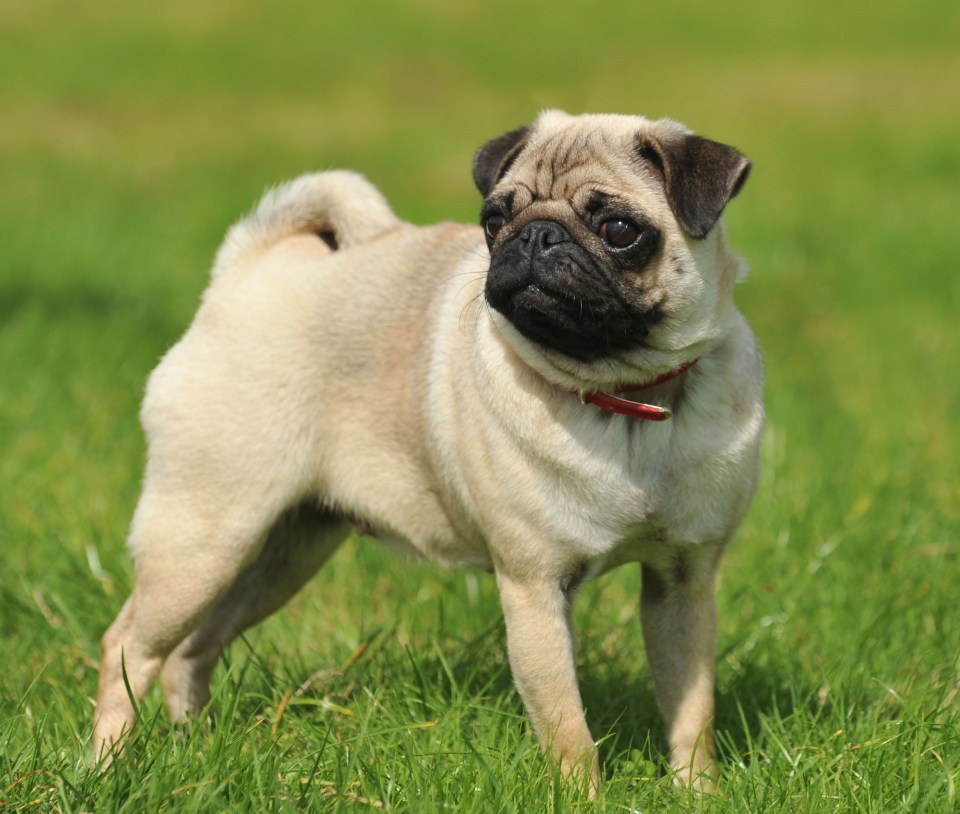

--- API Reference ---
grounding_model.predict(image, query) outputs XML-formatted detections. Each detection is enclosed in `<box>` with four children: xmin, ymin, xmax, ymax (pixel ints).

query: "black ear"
<box><xmin>637</xmin><ymin>133</ymin><xmax>751</xmax><ymax>239</ymax></box>
<box><xmin>472</xmin><ymin>126</ymin><xmax>530</xmax><ymax>197</ymax></box>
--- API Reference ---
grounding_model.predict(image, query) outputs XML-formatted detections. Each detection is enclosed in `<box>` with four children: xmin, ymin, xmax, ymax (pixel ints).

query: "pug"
<box><xmin>94</xmin><ymin>111</ymin><xmax>763</xmax><ymax>794</ymax></box>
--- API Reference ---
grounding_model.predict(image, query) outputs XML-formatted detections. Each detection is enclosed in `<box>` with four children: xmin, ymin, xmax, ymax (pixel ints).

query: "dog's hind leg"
<box><xmin>93</xmin><ymin>477</ymin><xmax>301</xmax><ymax>760</ymax></box>
<box><xmin>159</xmin><ymin>504</ymin><xmax>348</xmax><ymax>721</ymax></box>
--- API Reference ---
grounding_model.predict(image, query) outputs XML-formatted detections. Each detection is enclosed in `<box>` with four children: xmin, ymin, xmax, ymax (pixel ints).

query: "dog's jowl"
<box><xmin>94</xmin><ymin>111</ymin><xmax>763</xmax><ymax>794</ymax></box>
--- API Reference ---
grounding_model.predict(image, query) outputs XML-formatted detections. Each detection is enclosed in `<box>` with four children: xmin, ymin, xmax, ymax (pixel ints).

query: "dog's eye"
<box><xmin>599</xmin><ymin>219</ymin><xmax>640</xmax><ymax>249</ymax></box>
<box><xmin>484</xmin><ymin>214</ymin><xmax>506</xmax><ymax>241</ymax></box>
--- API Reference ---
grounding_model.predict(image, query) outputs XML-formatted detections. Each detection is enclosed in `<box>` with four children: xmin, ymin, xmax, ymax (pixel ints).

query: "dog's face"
<box><xmin>474</xmin><ymin>111</ymin><xmax>751</xmax><ymax>386</ymax></box>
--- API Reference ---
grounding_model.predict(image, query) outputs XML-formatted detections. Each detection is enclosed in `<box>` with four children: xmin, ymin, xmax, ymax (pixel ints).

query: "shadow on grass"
<box><xmin>581</xmin><ymin>650</ymin><xmax>821</xmax><ymax>778</ymax></box>
<box><xmin>140</xmin><ymin>579</ymin><xmax>823</xmax><ymax>792</ymax></box>
<box><xmin>233</xmin><ymin>618</ymin><xmax>818</xmax><ymax>780</ymax></box>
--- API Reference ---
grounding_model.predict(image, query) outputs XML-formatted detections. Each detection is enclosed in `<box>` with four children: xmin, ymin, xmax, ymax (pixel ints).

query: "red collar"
<box><xmin>574</xmin><ymin>360</ymin><xmax>697</xmax><ymax>421</ymax></box>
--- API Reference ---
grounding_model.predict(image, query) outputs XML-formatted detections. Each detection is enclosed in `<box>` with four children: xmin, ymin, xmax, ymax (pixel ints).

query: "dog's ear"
<box><xmin>637</xmin><ymin>133</ymin><xmax>751</xmax><ymax>239</ymax></box>
<box><xmin>473</xmin><ymin>126</ymin><xmax>530</xmax><ymax>197</ymax></box>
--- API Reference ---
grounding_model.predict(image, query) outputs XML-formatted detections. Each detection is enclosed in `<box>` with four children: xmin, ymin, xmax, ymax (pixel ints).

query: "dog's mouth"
<box><xmin>486</xmin><ymin>276</ymin><xmax>662</xmax><ymax>362</ymax></box>
<box><xmin>494</xmin><ymin>283</ymin><xmax>613</xmax><ymax>360</ymax></box>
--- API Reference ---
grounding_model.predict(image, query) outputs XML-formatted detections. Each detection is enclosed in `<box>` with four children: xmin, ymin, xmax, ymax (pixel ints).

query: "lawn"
<box><xmin>1</xmin><ymin>1</ymin><xmax>958</xmax><ymax>811</ymax></box>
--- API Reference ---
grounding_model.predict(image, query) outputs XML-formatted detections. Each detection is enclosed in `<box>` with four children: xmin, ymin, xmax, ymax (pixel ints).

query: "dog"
<box><xmin>94</xmin><ymin>110</ymin><xmax>763</xmax><ymax>793</ymax></box>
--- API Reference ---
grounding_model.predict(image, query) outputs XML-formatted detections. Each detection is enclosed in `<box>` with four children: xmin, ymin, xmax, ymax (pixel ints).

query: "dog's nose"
<box><xmin>519</xmin><ymin>220</ymin><xmax>570</xmax><ymax>251</ymax></box>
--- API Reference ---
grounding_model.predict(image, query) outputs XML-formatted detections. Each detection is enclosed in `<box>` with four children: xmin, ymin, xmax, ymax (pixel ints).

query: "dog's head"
<box><xmin>474</xmin><ymin>110</ymin><xmax>751</xmax><ymax>389</ymax></box>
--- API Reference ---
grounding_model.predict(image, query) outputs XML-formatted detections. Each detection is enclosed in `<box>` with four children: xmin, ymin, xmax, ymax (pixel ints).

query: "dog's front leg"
<box><xmin>640</xmin><ymin>548</ymin><xmax>722</xmax><ymax>791</ymax></box>
<box><xmin>495</xmin><ymin>571</ymin><xmax>599</xmax><ymax>795</ymax></box>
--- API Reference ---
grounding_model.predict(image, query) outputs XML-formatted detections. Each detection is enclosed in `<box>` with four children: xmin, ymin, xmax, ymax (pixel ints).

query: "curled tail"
<box><xmin>212</xmin><ymin>170</ymin><xmax>402</xmax><ymax>276</ymax></box>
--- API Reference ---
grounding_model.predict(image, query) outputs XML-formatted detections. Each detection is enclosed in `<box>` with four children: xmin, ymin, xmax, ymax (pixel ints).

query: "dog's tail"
<box><xmin>212</xmin><ymin>170</ymin><xmax>402</xmax><ymax>276</ymax></box>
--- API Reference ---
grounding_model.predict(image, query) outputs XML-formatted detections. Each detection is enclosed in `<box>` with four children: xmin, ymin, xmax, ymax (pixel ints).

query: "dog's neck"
<box><xmin>573</xmin><ymin>360</ymin><xmax>698</xmax><ymax>421</ymax></box>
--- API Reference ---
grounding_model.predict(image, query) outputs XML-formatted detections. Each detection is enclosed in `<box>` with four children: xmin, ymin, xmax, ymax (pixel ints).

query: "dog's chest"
<box><xmin>542</xmin><ymin>424</ymin><xmax>680</xmax><ymax>549</ymax></box>
<box><xmin>508</xmin><ymin>408</ymin><xmax>749</xmax><ymax>565</ymax></box>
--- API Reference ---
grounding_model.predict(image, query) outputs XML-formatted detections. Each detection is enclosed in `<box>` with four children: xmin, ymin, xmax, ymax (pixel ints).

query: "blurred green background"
<box><xmin>1</xmin><ymin>0</ymin><xmax>958</xmax><ymax>809</ymax></box>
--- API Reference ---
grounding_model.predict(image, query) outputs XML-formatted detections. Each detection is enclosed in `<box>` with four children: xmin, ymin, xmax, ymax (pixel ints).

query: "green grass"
<box><xmin>2</xmin><ymin>0</ymin><xmax>959</xmax><ymax>810</ymax></box>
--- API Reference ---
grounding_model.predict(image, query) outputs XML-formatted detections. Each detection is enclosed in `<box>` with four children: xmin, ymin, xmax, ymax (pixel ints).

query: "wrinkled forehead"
<box><xmin>503</xmin><ymin>121</ymin><xmax>661</xmax><ymax>210</ymax></box>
